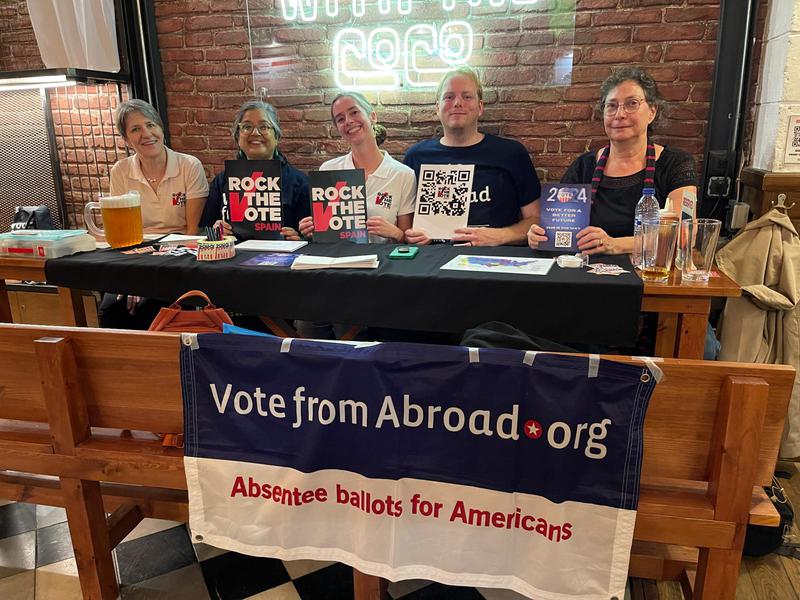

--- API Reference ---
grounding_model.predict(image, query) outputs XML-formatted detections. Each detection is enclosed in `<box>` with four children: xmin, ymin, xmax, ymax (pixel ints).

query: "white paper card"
<box><xmin>412</xmin><ymin>164</ymin><xmax>475</xmax><ymax>239</ymax></box>
<box><xmin>440</xmin><ymin>255</ymin><xmax>554</xmax><ymax>276</ymax></box>
<box><xmin>236</xmin><ymin>240</ymin><xmax>308</xmax><ymax>252</ymax></box>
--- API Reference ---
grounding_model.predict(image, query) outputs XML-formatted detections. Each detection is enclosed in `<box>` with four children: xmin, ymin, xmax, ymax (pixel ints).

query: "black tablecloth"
<box><xmin>46</xmin><ymin>243</ymin><xmax>643</xmax><ymax>345</ymax></box>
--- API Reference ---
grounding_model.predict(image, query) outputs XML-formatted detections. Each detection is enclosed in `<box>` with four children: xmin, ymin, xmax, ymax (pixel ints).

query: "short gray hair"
<box><xmin>231</xmin><ymin>100</ymin><xmax>282</xmax><ymax>147</ymax></box>
<box><xmin>114</xmin><ymin>99</ymin><xmax>164</xmax><ymax>139</ymax></box>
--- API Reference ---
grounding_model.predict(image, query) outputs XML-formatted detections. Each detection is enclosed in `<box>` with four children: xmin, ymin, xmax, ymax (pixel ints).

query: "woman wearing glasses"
<box><xmin>200</xmin><ymin>100</ymin><xmax>309</xmax><ymax>239</ymax></box>
<box><xmin>528</xmin><ymin>67</ymin><xmax>696</xmax><ymax>255</ymax></box>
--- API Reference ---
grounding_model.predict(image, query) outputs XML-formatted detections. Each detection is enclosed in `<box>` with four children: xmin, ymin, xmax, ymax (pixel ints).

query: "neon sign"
<box><xmin>278</xmin><ymin>0</ymin><xmax>544</xmax><ymax>89</ymax></box>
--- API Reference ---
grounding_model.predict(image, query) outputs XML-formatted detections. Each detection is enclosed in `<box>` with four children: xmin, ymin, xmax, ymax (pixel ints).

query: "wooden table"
<box><xmin>643</xmin><ymin>269</ymin><xmax>741</xmax><ymax>359</ymax></box>
<box><xmin>0</xmin><ymin>257</ymin><xmax>87</xmax><ymax>326</ymax></box>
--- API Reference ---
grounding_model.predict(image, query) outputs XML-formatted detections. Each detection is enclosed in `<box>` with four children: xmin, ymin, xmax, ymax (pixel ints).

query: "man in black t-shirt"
<box><xmin>404</xmin><ymin>67</ymin><xmax>541</xmax><ymax>246</ymax></box>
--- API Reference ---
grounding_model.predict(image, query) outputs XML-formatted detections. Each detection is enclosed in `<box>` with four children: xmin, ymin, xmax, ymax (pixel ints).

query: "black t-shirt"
<box><xmin>561</xmin><ymin>146</ymin><xmax>696</xmax><ymax>238</ymax></box>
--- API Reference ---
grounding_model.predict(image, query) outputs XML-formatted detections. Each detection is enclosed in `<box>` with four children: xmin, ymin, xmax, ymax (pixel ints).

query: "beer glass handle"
<box><xmin>83</xmin><ymin>202</ymin><xmax>104</xmax><ymax>239</ymax></box>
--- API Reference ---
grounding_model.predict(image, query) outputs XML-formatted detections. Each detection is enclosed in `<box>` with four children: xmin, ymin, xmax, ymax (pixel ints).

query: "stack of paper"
<box><xmin>290</xmin><ymin>254</ymin><xmax>379</xmax><ymax>270</ymax></box>
<box><xmin>236</xmin><ymin>240</ymin><xmax>308</xmax><ymax>252</ymax></box>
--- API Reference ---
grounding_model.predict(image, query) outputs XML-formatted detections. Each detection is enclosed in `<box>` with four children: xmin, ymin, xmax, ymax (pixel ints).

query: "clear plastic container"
<box><xmin>0</xmin><ymin>229</ymin><xmax>96</xmax><ymax>259</ymax></box>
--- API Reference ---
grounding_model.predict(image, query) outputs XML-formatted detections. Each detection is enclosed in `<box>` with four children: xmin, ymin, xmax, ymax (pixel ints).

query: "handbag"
<box><xmin>743</xmin><ymin>476</ymin><xmax>795</xmax><ymax>557</ymax></box>
<box><xmin>11</xmin><ymin>205</ymin><xmax>55</xmax><ymax>230</ymax></box>
<box><xmin>148</xmin><ymin>290</ymin><xmax>233</xmax><ymax>333</ymax></box>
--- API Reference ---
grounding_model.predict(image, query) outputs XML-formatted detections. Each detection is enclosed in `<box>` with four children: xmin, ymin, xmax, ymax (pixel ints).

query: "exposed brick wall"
<box><xmin>1</xmin><ymin>0</ymin><xmax>732</xmax><ymax>188</ymax></box>
<box><xmin>157</xmin><ymin>0</ymin><xmax>721</xmax><ymax>182</ymax></box>
<box><xmin>0</xmin><ymin>0</ymin><xmax>44</xmax><ymax>71</ymax></box>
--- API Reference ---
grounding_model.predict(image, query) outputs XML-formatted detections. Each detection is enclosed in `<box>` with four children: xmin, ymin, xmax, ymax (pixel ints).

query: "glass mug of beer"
<box><xmin>83</xmin><ymin>191</ymin><xmax>143</xmax><ymax>248</ymax></box>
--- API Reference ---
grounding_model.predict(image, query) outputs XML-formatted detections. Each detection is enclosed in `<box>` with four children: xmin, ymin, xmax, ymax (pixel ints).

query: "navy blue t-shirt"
<box><xmin>404</xmin><ymin>134</ymin><xmax>541</xmax><ymax>228</ymax></box>
<box><xmin>200</xmin><ymin>157</ymin><xmax>310</xmax><ymax>237</ymax></box>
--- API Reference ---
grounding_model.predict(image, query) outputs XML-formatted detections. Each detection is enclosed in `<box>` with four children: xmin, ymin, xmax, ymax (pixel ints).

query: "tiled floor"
<box><xmin>0</xmin><ymin>499</ymin><xmax>634</xmax><ymax>599</ymax></box>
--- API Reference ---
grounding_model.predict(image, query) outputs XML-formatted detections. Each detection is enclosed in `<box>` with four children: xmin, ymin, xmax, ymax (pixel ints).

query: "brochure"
<box><xmin>240</xmin><ymin>252</ymin><xmax>299</xmax><ymax>267</ymax></box>
<box><xmin>224</xmin><ymin>159</ymin><xmax>283</xmax><ymax>240</ymax></box>
<box><xmin>538</xmin><ymin>183</ymin><xmax>592</xmax><ymax>252</ymax></box>
<box><xmin>291</xmin><ymin>254</ymin><xmax>379</xmax><ymax>270</ymax></box>
<box><xmin>235</xmin><ymin>240</ymin><xmax>308</xmax><ymax>252</ymax></box>
<box><xmin>309</xmin><ymin>169</ymin><xmax>369</xmax><ymax>244</ymax></box>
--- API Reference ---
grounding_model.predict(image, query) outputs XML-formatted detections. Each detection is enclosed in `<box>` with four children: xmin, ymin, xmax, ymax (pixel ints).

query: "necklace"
<box><xmin>140</xmin><ymin>150</ymin><xmax>167</xmax><ymax>185</ymax></box>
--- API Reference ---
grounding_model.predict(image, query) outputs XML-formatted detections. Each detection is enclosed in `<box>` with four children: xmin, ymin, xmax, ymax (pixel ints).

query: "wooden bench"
<box><xmin>0</xmin><ymin>323</ymin><xmax>793</xmax><ymax>600</ymax></box>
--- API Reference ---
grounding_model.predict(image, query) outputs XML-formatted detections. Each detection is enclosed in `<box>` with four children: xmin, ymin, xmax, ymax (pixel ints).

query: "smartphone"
<box><xmin>388</xmin><ymin>246</ymin><xmax>419</xmax><ymax>260</ymax></box>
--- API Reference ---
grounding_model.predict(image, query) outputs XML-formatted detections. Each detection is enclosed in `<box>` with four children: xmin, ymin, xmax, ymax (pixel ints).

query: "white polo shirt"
<box><xmin>110</xmin><ymin>147</ymin><xmax>209</xmax><ymax>234</ymax></box>
<box><xmin>320</xmin><ymin>151</ymin><xmax>416</xmax><ymax>243</ymax></box>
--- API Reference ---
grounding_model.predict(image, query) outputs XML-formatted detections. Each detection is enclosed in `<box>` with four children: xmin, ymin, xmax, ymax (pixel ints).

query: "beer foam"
<box><xmin>100</xmin><ymin>193</ymin><xmax>140</xmax><ymax>208</ymax></box>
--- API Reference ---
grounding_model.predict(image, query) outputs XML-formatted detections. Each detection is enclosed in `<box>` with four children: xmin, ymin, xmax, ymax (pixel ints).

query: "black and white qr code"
<box><xmin>793</xmin><ymin>123</ymin><xmax>800</xmax><ymax>148</ymax></box>
<box><xmin>417</xmin><ymin>167</ymin><xmax>472</xmax><ymax>216</ymax></box>
<box><xmin>554</xmin><ymin>231</ymin><xmax>572</xmax><ymax>248</ymax></box>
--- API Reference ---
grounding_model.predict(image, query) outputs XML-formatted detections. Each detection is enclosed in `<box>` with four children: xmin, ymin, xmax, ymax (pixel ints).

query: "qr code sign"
<box><xmin>793</xmin><ymin>123</ymin><xmax>800</xmax><ymax>148</ymax></box>
<box><xmin>554</xmin><ymin>231</ymin><xmax>572</xmax><ymax>248</ymax></box>
<box><xmin>418</xmin><ymin>167</ymin><xmax>472</xmax><ymax>216</ymax></box>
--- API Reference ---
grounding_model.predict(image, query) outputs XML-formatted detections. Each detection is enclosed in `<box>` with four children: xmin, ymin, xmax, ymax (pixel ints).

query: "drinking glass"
<box><xmin>680</xmin><ymin>218</ymin><xmax>721</xmax><ymax>283</ymax></box>
<box><xmin>641</xmin><ymin>219</ymin><xmax>679</xmax><ymax>282</ymax></box>
<box><xmin>83</xmin><ymin>191</ymin><xmax>143</xmax><ymax>248</ymax></box>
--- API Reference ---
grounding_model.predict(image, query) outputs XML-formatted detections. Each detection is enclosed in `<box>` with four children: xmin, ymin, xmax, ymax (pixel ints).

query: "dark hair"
<box><xmin>599</xmin><ymin>67</ymin><xmax>662</xmax><ymax>108</ymax></box>
<box><xmin>330</xmin><ymin>92</ymin><xmax>388</xmax><ymax>146</ymax></box>
<box><xmin>231</xmin><ymin>100</ymin><xmax>284</xmax><ymax>160</ymax></box>
<box><xmin>599</xmin><ymin>67</ymin><xmax>663</xmax><ymax>132</ymax></box>
<box><xmin>114</xmin><ymin>99</ymin><xmax>164</xmax><ymax>139</ymax></box>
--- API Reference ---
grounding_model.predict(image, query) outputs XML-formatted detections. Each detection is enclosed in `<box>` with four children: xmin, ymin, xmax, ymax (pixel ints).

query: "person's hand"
<box><xmin>527</xmin><ymin>224</ymin><xmax>547</xmax><ymax>249</ymax></box>
<box><xmin>281</xmin><ymin>227</ymin><xmax>302</xmax><ymax>241</ymax></box>
<box><xmin>366</xmin><ymin>216</ymin><xmax>403</xmax><ymax>242</ymax></box>
<box><xmin>126</xmin><ymin>295</ymin><xmax>143</xmax><ymax>315</ymax></box>
<box><xmin>404</xmin><ymin>229</ymin><xmax>431</xmax><ymax>245</ymax></box>
<box><xmin>298</xmin><ymin>216</ymin><xmax>314</xmax><ymax>238</ymax></box>
<box><xmin>213</xmin><ymin>220</ymin><xmax>232</xmax><ymax>237</ymax></box>
<box><xmin>576</xmin><ymin>226</ymin><xmax>616</xmax><ymax>255</ymax></box>
<box><xmin>453</xmin><ymin>226</ymin><xmax>506</xmax><ymax>247</ymax></box>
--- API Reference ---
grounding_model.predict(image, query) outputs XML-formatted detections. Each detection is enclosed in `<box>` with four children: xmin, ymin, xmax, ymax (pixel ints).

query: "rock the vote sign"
<box><xmin>225</xmin><ymin>160</ymin><xmax>283</xmax><ymax>240</ymax></box>
<box><xmin>181</xmin><ymin>334</ymin><xmax>659</xmax><ymax>599</ymax></box>
<box><xmin>309</xmin><ymin>169</ymin><xmax>368</xmax><ymax>243</ymax></box>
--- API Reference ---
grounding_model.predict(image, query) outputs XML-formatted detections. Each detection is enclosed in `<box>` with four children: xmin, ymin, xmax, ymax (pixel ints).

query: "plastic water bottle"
<box><xmin>632</xmin><ymin>187</ymin><xmax>659</xmax><ymax>268</ymax></box>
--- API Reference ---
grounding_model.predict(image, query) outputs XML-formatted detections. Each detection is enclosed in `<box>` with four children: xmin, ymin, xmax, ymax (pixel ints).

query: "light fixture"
<box><xmin>0</xmin><ymin>74</ymin><xmax>77</xmax><ymax>92</ymax></box>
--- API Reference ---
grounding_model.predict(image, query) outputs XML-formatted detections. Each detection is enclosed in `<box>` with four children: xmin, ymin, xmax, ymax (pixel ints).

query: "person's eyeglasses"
<box><xmin>239</xmin><ymin>123</ymin><xmax>273</xmax><ymax>135</ymax></box>
<box><xmin>603</xmin><ymin>98</ymin><xmax>645</xmax><ymax>117</ymax></box>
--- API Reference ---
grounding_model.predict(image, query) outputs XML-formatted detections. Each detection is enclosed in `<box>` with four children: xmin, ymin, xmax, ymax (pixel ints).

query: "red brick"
<box><xmin>213</xmin><ymin>30</ymin><xmax>249</xmax><ymax>45</ymax></box>
<box><xmin>279</xmin><ymin>140</ymin><xmax>316</xmax><ymax>154</ymax></box>
<box><xmin>679</xmin><ymin>63</ymin><xmax>713</xmax><ymax>81</ymax></box>
<box><xmin>208</xmin><ymin>0</ymin><xmax>246</xmax><ymax>10</ymax></box>
<box><xmin>577</xmin><ymin>0</ymin><xmax>618</xmax><ymax>8</ymax></box>
<box><xmin>535</xmin><ymin>154</ymin><xmax>575</xmax><ymax>167</ymax></box>
<box><xmin>658</xmin><ymin>83</ymin><xmax>692</xmax><ymax>101</ymax></box>
<box><xmin>634</xmin><ymin>24</ymin><xmax>706</xmax><ymax>42</ymax></box>
<box><xmin>168</xmin><ymin>94</ymin><xmax>213</xmax><ymax>109</ymax></box>
<box><xmin>277</xmin><ymin>109</ymin><xmax>303</xmax><ymax>122</ymax></box>
<box><xmin>226</xmin><ymin>62</ymin><xmax>252</xmax><ymax>75</ymax></box>
<box><xmin>592</xmin><ymin>9</ymin><xmax>661</xmax><ymax>25</ymax></box>
<box><xmin>664</xmin><ymin>6</ymin><xmax>719</xmax><ymax>21</ymax></box>
<box><xmin>546</xmin><ymin>139</ymin><xmax>560</xmax><ymax>152</ymax></box>
<box><xmin>583</xmin><ymin>45</ymin><xmax>645</xmax><ymax>64</ymax></box>
<box><xmin>197</xmin><ymin>78</ymin><xmax>246</xmax><ymax>92</ymax></box>
<box><xmin>158</xmin><ymin>35</ymin><xmax>184</xmax><ymax>49</ymax></box>
<box><xmin>380</xmin><ymin>92</ymin><xmax>433</xmax><ymax>106</ymax></box>
<box><xmin>377</xmin><ymin>111</ymin><xmax>408</xmax><ymax>125</ymax></box>
<box><xmin>690</xmin><ymin>84</ymin><xmax>712</xmax><ymax>101</ymax></box>
<box><xmin>474</xmin><ymin>18</ymin><xmax>522</xmax><ymax>32</ymax></box>
<box><xmin>274</xmin><ymin>27</ymin><xmax>325</xmax><ymax>42</ymax></box>
<box><xmin>471</xmin><ymin>52</ymin><xmax>518</xmax><ymax>67</ymax></box>
<box><xmin>410</xmin><ymin>109</ymin><xmax>439</xmax><ymax>124</ymax></box>
<box><xmin>562</xmin><ymin>138</ymin><xmax>591</xmax><ymax>153</ymax></box>
<box><xmin>176</xmin><ymin>64</ymin><xmax>225</xmax><ymax>79</ymax></box>
<box><xmin>168</xmin><ymin>109</ymin><xmax>190</xmax><ymax>124</ymax></box>
<box><xmin>518</xmin><ymin>138</ymin><xmax>546</xmax><ymax>153</ymax></box>
<box><xmin>644</xmin><ymin>66</ymin><xmax>678</xmax><ymax>82</ymax></box>
<box><xmin>194</xmin><ymin>110</ymin><xmax>235</xmax><ymax>124</ymax></box>
<box><xmin>572</xmin><ymin>121</ymin><xmax>607</xmax><ymax>136</ymax></box>
<box><xmin>161</xmin><ymin>49</ymin><xmax>204</xmax><ymax>62</ymax></box>
<box><xmin>185</xmin><ymin>15</ymin><xmax>232</xmax><ymax>31</ymax></box>
<box><xmin>483</xmin><ymin>67</ymin><xmax>540</xmax><ymax>86</ymax></box>
<box><xmin>215</xmin><ymin>95</ymin><xmax>257</xmax><ymax>109</ymax></box>
<box><xmin>155</xmin><ymin>1</ymin><xmax>209</xmax><ymax>16</ymax></box>
<box><xmin>664</xmin><ymin>102</ymin><xmax>710</xmax><ymax>120</ymax></box>
<box><xmin>519</xmin><ymin>49</ymin><xmax>563</xmax><ymax>65</ymax></box>
<box><xmin>280</xmin><ymin>123</ymin><xmax>331</xmax><ymax>138</ymax></box>
<box><xmin>645</xmin><ymin>44</ymin><xmax>663</xmax><ymax>62</ymax></box>
<box><xmin>570</xmin><ymin>66</ymin><xmax>613</xmax><ymax>83</ymax></box>
<box><xmin>659</xmin><ymin>120</ymin><xmax>705</xmax><ymax>137</ymax></box>
<box><xmin>171</xmin><ymin>137</ymin><xmax>208</xmax><ymax>151</ymax></box>
<box><xmin>563</xmin><ymin>85</ymin><xmax>601</xmax><ymax>102</ymax></box>
<box><xmin>499</xmin><ymin>88</ymin><xmax>562</xmax><ymax>103</ymax></box>
<box><xmin>505</xmin><ymin>122</ymin><xmax>569</xmax><ymax>137</ymax></box>
<box><xmin>483</xmin><ymin>107</ymin><xmax>533</xmax><ymax>121</ymax></box>
<box><xmin>519</xmin><ymin>31</ymin><xmax>557</xmax><ymax>46</ymax></box>
<box><xmin>184</xmin><ymin>32</ymin><xmax>213</xmax><ymax>47</ymax></box>
<box><xmin>205</xmin><ymin>48</ymin><xmax>247</xmax><ymax>61</ymax></box>
<box><xmin>164</xmin><ymin>77</ymin><xmax>194</xmax><ymax>92</ymax></box>
<box><xmin>535</xmin><ymin>104</ymin><xmax>593</xmax><ymax>121</ymax></box>
<box><xmin>156</xmin><ymin>17</ymin><xmax>183</xmax><ymax>33</ymax></box>
<box><xmin>664</xmin><ymin>42</ymin><xmax>717</xmax><ymax>61</ymax></box>
<box><xmin>487</xmin><ymin>33</ymin><xmax>521</xmax><ymax>48</ymax></box>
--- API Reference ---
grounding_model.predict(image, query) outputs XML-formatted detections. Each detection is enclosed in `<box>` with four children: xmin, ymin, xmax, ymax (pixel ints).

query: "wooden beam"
<box><xmin>353</xmin><ymin>570</ymin><xmax>389</xmax><ymax>600</ymax></box>
<box><xmin>107</xmin><ymin>502</ymin><xmax>144</xmax><ymax>549</ymax></box>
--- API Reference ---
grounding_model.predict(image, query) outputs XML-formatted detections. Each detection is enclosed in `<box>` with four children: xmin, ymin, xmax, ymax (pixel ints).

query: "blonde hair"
<box><xmin>435</xmin><ymin>66</ymin><xmax>483</xmax><ymax>102</ymax></box>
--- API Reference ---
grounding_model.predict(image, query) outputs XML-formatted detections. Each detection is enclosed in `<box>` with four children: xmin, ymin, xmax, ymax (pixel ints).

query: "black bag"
<box><xmin>743</xmin><ymin>476</ymin><xmax>795</xmax><ymax>557</ymax></box>
<box><xmin>11</xmin><ymin>205</ymin><xmax>54</xmax><ymax>231</ymax></box>
<box><xmin>460</xmin><ymin>321</ymin><xmax>577</xmax><ymax>353</ymax></box>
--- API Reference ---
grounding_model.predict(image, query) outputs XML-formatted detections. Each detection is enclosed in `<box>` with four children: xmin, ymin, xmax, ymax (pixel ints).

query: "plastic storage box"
<box><xmin>0</xmin><ymin>229</ymin><xmax>97</xmax><ymax>259</ymax></box>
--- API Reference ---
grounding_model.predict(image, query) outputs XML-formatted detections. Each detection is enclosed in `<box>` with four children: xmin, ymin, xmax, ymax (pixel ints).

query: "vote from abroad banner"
<box><xmin>181</xmin><ymin>334</ymin><xmax>659</xmax><ymax>600</ymax></box>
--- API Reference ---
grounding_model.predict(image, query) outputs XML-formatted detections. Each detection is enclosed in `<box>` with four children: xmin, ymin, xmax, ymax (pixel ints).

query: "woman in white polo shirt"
<box><xmin>110</xmin><ymin>99</ymin><xmax>208</xmax><ymax>234</ymax></box>
<box><xmin>298</xmin><ymin>92</ymin><xmax>416</xmax><ymax>243</ymax></box>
